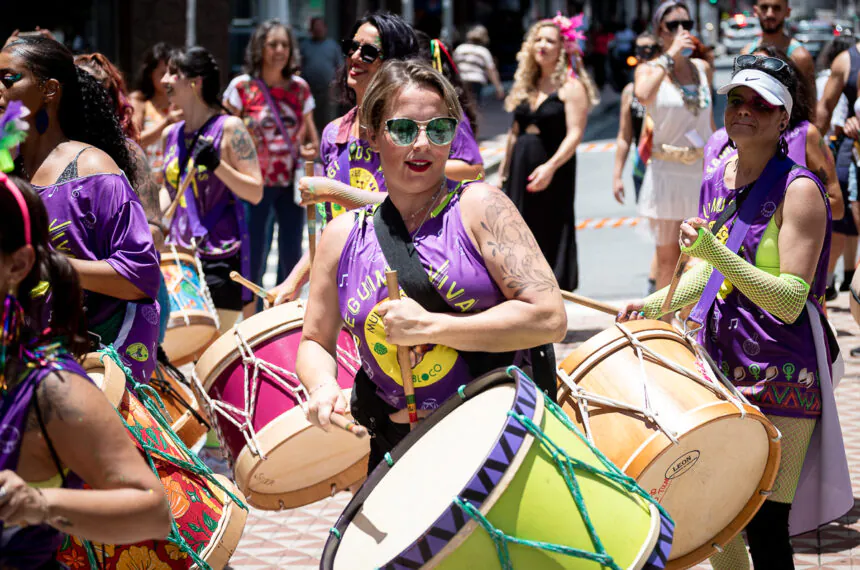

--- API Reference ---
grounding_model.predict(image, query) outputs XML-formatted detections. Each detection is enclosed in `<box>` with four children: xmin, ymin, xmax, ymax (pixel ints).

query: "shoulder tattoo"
<box><xmin>479</xmin><ymin>190</ymin><xmax>559</xmax><ymax>297</ymax></box>
<box><xmin>230</xmin><ymin>123</ymin><xmax>258</xmax><ymax>163</ymax></box>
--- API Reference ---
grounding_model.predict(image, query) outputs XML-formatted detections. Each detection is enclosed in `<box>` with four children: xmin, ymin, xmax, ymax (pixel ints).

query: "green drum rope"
<box><xmin>451</xmin><ymin>377</ymin><xmax>672</xmax><ymax>570</ymax></box>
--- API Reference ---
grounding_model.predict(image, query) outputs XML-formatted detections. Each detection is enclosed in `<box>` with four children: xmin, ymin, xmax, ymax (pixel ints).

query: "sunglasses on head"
<box><xmin>385</xmin><ymin>117</ymin><xmax>459</xmax><ymax>146</ymax></box>
<box><xmin>635</xmin><ymin>44</ymin><xmax>658</xmax><ymax>59</ymax></box>
<box><xmin>733</xmin><ymin>54</ymin><xmax>788</xmax><ymax>75</ymax></box>
<box><xmin>665</xmin><ymin>19</ymin><xmax>694</xmax><ymax>32</ymax></box>
<box><xmin>342</xmin><ymin>39</ymin><xmax>383</xmax><ymax>64</ymax></box>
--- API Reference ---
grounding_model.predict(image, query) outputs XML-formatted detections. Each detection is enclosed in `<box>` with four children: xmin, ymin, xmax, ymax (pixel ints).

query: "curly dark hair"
<box><xmin>3</xmin><ymin>37</ymin><xmax>136</xmax><ymax>186</ymax></box>
<box><xmin>75</xmin><ymin>52</ymin><xmax>140</xmax><ymax>143</ymax></box>
<box><xmin>168</xmin><ymin>46</ymin><xmax>225</xmax><ymax>111</ymax></box>
<box><xmin>749</xmin><ymin>46</ymin><xmax>811</xmax><ymax>128</ymax></box>
<box><xmin>337</xmin><ymin>12</ymin><xmax>420</xmax><ymax>106</ymax></box>
<box><xmin>415</xmin><ymin>31</ymin><xmax>478</xmax><ymax>135</ymax></box>
<box><xmin>243</xmin><ymin>19</ymin><xmax>300</xmax><ymax>79</ymax></box>
<box><xmin>135</xmin><ymin>42</ymin><xmax>172</xmax><ymax>100</ymax></box>
<box><xmin>817</xmin><ymin>36</ymin><xmax>855</xmax><ymax>73</ymax></box>
<box><xmin>0</xmin><ymin>175</ymin><xmax>88</xmax><ymax>358</ymax></box>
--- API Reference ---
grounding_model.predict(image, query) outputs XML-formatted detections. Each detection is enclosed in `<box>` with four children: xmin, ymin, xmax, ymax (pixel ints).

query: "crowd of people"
<box><xmin>0</xmin><ymin>0</ymin><xmax>855</xmax><ymax>567</ymax></box>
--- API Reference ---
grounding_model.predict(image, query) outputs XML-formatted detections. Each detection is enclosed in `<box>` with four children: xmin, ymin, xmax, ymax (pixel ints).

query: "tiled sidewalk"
<box><xmin>228</xmin><ymin>295</ymin><xmax>860</xmax><ymax>569</ymax></box>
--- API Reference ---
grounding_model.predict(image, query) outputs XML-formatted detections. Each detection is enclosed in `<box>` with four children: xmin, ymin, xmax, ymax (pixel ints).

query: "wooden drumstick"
<box><xmin>163</xmin><ymin>165</ymin><xmax>198</xmax><ymax>226</ymax></box>
<box><xmin>385</xmin><ymin>271</ymin><xmax>419</xmax><ymax>430</ymax></box>
<box><xmin>561</xmin><ymin>290</ymin><xmax>621</xmax><ymax>317</ymax></box>
<box><xmin>305</xmin><ymin>161</ymin><xmax>318</xmax><ymax>264</ymax></box>
<box><xmin>330</xmin><ymin>412</ymin><xmax>368</xmax><ymax>438</ymax></box>
<box><xmin>229</xmin><ymin>271</ymin><xmax>276</xmax><ymax>305</ymax></box>
<box><xmin>661</xmin><ymin>253</ymin><xmax>690</xmax><ymax>315</ymax></box>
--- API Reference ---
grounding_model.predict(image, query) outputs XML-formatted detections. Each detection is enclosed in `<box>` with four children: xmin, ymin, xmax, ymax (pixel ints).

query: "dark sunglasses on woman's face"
<box><xmin>665</xmin><ymin>19</ymin><xmax>695</xmax><ymax>32</ymax></box>
<box><xmin>341</xmin><ymin>39</ymin><xmax>383</xmax><ymax>64</ymax></box>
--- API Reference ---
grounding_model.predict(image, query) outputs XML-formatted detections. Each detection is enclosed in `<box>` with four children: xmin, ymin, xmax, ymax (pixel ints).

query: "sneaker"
<box><xmin>825</xmin><ymin>284</ymin><xmax>839</xmax><ymax>302</ymax></box>
<box><xmin>840</xmin><ymin>271</ymin><xmax>855</xmax><ymax>292</ymax></box>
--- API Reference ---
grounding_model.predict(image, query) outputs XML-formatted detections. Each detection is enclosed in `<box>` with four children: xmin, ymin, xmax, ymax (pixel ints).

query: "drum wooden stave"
<box><xmin>161</xmin><ymin>250</ymin><xmax>219</xmax><ymax>365</ymax></box>
<box><xmin>194</xmin><ymin>301</ymin><xmax>369</xmax><ymax>510</ymax></box>
<box><xmin>557</xmin><ymin>320</ymin><xmax>781</xmax><ymax>569</ymax></box>
<box><xmin>151</xmin><ymin>361</ymin><xmax>211</xmax><ymax>449</ymax></box>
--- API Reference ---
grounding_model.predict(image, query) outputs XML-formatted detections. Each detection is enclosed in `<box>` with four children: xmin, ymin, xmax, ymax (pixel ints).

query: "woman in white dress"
<box><xmin>635</xmin><ymin>0</ymin><xmax>715</xmax><ymax>289</ymax></box>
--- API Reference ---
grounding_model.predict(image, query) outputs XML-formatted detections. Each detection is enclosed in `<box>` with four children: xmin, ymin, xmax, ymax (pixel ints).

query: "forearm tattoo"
<box><xmin>230</xmin><ymin>125</ymin><xmax>258</xmax><ymax>163</ymax></box>
<box><xmin>480</xmin><ymin>190</ymin><xmax>559</xmax><ymax>297</ymax></box>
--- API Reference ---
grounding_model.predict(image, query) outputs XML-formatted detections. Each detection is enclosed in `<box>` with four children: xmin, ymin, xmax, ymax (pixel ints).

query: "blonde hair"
<box><xmin>505</xmin><ymin>21</ymin><xmax>600</xmax><ymax>112</ymax></box>
<box><xmin>360</xmin><ymin>59</ymin><xmax>464</xmax><ymax>136</ymax></box>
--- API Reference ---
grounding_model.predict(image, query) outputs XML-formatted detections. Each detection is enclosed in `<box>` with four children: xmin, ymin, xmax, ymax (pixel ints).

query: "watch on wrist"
<box><xmin>659</xmin><ymin>53</ymin><xmax>674</xmax><ymax>72</ymax></box>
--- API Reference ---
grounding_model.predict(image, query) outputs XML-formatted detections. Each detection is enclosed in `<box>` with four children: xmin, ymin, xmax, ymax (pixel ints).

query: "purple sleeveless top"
<box><xmin>698</xmin><ymin>157</ymin><xmax>831</xmax><ymax>418</ymax></box>
<box><xmin>37</xmin><ymin>174</ymin><xmax>161</xmax><ymax>383</ymax></box>
<box><xmin>337</xmin><ymin>181</ymin><xmax>505</xmax><ymax>410</ymax></box>
<box><xmin>318</xmin><ymin>108</ymin><xmax>483</xmax><ymax>224</ymax></box>
<box><xmin>0</xmin><ymin>351</ymin><xmax>87</xmax><ymax>568</ymax></box>
<box><xmin>703</xmin><ymin>122</ymin><xmax>809</xmax><ymax>182</ymax></box>
<box><xmin>163</xmin><ymin>116</ymin><xmax>250</xmax><ymax>263</ymax></box>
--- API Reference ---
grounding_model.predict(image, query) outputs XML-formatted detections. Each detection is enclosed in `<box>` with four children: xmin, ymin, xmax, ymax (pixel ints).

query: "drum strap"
<box><xmin>372</xmin><ymin>196</ymin><xmax>557</xmax><ymax>398</ymax></box>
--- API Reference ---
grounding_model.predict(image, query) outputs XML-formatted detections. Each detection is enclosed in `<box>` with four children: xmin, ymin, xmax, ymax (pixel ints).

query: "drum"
<box><xmin>82</xmin><ymin>352</ymin><xmax>125</xmax><ymax>409</ymax></box>
<box><xmin>161</xmin><ymin>250</ymin><xmax>219</xmax><ymax>365</ymax></box>
<box><xmin>322</xmin><ymin>367</ymin><xmax>675</xmax><ymax>570</ymax></box>
<box><xmin>57</xmin><ymin>383</ymin><xmax>248</xmax><ymax>569</ymax></box>
<box><xmin>193</xmin><ymin>301</ymin><xmax>369</xmax><ymax>510</ymax></box>
<box><xmin>556</xmin><ymin>320</ymin><xmax>781</xmax><ymax>569</ymax></box>
<box><xmin>151</xmin><ymin>360</ymin><xmax>211</xmax><ymax>449</ymax></box>
<box><xmin>849</xmin><ymin>265</ymin><xmax>860</xmax><ymax>326</ymax></box>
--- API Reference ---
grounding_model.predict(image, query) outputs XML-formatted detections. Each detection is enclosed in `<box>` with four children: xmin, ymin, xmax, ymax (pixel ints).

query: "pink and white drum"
<box><xmin>193</xmin><ymin>301</ymin><xmax>370</xmax><ymax>510</ymax></box>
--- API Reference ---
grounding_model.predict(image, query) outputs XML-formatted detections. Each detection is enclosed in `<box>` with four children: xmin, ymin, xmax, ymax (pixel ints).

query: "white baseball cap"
<box><xmin>718</xmin><ymin>68</ymin><xmax>793</xmax><ymax>117</ymax></box>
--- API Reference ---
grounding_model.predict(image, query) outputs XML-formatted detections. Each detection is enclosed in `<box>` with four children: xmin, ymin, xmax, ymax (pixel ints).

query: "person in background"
<box><xmin>131</xmin><ymin>43</ymin><xmax>180</xmax><ymax>185</ymax></box>
<box><xmin>501</xmin><ymin>14</ymin><xmax>598</xmax><ymax>293</ymax></box>
<box><xmin>452</xmin><ymin>25</ymin><xmax>505</xmax><ymax>107</ymax></box>
<box><xmin>816</xmin><ymin>36</ymin><xmax>856</xmax><ymax>297</ymax></box>
<box><xmin>742</xmin><ymin>0</ymin><xmax>815</xmax><ymax>83</ymax></box>
<box><xmin>300</xmin><ymin>16</ymin><xmax>342</xmax><ymax>133</ymax></box>
<box><xmin>223</xmin><ymin>20</ymin><xmax>318</xmax><ymax>316</ymax></box>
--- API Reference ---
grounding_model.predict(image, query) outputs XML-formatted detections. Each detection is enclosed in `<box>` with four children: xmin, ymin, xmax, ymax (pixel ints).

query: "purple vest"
<box><xmin>0</xmin><ymin>351</ymin><xmax>87</xmax><ymax>567</ymax></box>
<box><xmin>337</xmin><ymin>181</ymin><xmax>505</xmax><ymax>410</ymax></box>
<box><xmin>163</xmin><ymin>116</ymin><xmax>250</xmax><ymax>262</ymax></box>
<box><xmin>318</xmin><ymin>109</ymin><xmax>483</xmax><ymax>225</ymax></box>
<box><xmin>698</xmin><ymin>156</ymin><xmax>831</xmax><ymax>418</ymax></box>
<box><xmin>37</xmin><ymin>174</ymin><xmax>161</xmax><ymax>383</ymax></box>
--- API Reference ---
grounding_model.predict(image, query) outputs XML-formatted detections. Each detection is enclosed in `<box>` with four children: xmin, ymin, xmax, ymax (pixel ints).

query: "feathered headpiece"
<box><xmin>0</xmin><ymin>101</ymin><xmax>30</xmax><ymax>173</ymax></box>
<box><xmin>551</xmin><ymin>12</ymin><xmax>587</xmax><ymax>56</ymax></box>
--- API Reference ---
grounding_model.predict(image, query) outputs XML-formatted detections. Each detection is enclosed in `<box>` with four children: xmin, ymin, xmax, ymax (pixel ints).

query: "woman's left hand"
<box><xmin>376</xmin><ymin>297</ymin><xmax>435</xmax><ymax>347</ymax></box>
<box><xmin>299</xmin><ymin>143</ymin><xmax>317</xmax><ymax>160</ymax></box>
<box><xmin>526</xmin><ymin>162</ymin><xmax>556</xmax><ymax>192</ymax></box>
<box><xmin>679</xmin><ymin>217</ymin><xmax>708</xmax><ymax>249</ymax></box>
<box><xmin>0</xmin><ymin>470</ymin><xmax>49</xmax><ymax>527</ymax></box>
<box><xmin>298</xmin><ymin>176</ymin><xmax>330</xmax><ymax>206</ymax></box>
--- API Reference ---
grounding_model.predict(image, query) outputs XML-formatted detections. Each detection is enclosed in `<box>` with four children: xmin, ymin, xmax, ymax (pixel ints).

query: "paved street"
<box><xmin>231</xmin><ymin>66</ymin><xmax>860</xmax><ymax>568</ymax></box>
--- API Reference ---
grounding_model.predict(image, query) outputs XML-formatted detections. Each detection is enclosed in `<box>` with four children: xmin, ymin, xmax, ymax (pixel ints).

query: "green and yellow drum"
<box><xmin>322</xmin><ymin>367</ymin><xmax>674</xmax><ymax>569</ymax></box>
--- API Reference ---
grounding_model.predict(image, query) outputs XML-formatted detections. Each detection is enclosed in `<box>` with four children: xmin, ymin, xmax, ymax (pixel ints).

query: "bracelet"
<box><xmin>309</xmin><ymin>379</ymin><xmax>339</xmax><ymax>395</ymax></box>
<box><xmin>651</xmin><ymin>54</ymin><xmax>674</xmax><ymax>73</ymax></box>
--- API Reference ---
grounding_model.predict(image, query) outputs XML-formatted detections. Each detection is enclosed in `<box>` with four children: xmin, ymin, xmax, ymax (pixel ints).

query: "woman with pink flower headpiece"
<box><xmin>500</xmin><ymin>13</ymin><xmax>599</xmax><ymax>292</ymax></box>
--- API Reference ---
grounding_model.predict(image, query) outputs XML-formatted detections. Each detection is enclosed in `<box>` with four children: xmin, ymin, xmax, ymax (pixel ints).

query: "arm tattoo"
<box><xmin>816</xmin><ymin>167</ymin><xmax>830</xmax><ymax>186</ymax></box>
<box><xmin>230</xmin><ymin>124</ymin><xmax>258</xmax><ymax>163</ymax></box>
<box><xmin>819</xmin><ymin>135</ymin><xmax>835</xmax><ymax>165</ymax></box>
<box><xmin>480</xmin><ymin>191</ymin><xmax>558</xmax><ymax>297</ymax></box>
<box><xmin>128</xmin><ymin>142</ymin><xmax>161</xmax><ymax>221</ymax></box>
<box><xmin>25</xmin><ymin>372</ymin><xmax>78</xmax><ymax>432</ymax></box>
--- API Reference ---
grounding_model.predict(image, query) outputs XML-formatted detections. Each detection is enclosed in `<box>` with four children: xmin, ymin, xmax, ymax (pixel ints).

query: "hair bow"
<box><xmin>0</xmin><ymin>101</ymin><xmax>30</xmax><ymax>173</ymax></box>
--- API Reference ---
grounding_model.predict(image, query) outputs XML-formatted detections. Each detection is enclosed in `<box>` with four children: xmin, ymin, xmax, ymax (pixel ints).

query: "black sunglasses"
<box><xmin>635</xmin><ymin>45</ymin><xmax>659</xmax><ymax>59</ymax></box>
<box><xmin>733</xmin><ymin>54</ymin><xmax>792</xmax><ymax>86</ymax></box>
<box><xmin>341</xmin><ymin>39</ymin><xmax>383</xmax><ymax>64</ymax></box>
<box><xmin>665</xmin><ymin>19</ymin><xmax>695</xmax><ymax>32</ymax></box>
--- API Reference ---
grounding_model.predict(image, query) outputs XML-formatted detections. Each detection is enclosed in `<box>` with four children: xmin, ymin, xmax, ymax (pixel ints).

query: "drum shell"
<box><xmin>195</xmin><ymin>301</ymin><xmax>369</xmax><ymax>510</ymax></box>
<box><xmin>160</xmin><ymin>251</ymin><xmax>219</xmax><ymax>365</ymax></box>
<box><xmin>557</xmin><ymin>320</ymin><xmax>780</xmax><ymax>568</ymax></box>
<box><xmin>151</xmin><ymin>363</ymin><xmax>211</xmax><ymax>449</ymax></box>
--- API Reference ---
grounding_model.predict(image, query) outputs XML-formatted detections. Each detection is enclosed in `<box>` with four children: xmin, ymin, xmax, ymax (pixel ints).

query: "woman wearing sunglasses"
<box><xmin>223</xmin><ymin>20</ymin><xmax>318</xmax><ymax>317</ymax></box>
<box><xmin>620</xmin><ymin>55</ymin><xmax>852</xmax><ymax>568</ymax></box>
<box><xmin>500</xmin><ymin>15</ymin><xmax>599</xmax><ymax>294</ymax></box>
<box><xmin>635</xmin><ymin>0</ymin><xmax>714</xmax><ymax>294</ymax></box>
<box><xmin>297</xmin><ymin>60</ymin><xmax>566</xmax><ymax>470</ymax></box>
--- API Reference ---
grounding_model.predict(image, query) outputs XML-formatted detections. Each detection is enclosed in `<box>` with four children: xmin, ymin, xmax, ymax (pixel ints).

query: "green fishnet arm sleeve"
<box><xmin>683</xmin><ymin>227</ymin><xmax>811</xmax><ymax>323</ymax></box>
<box><xmin>642</xmin><ymin>261</ymin><xmax>714</xmax><ymax>319</ymax></box>
<box><xmin>320</xmin><ymin>179</ymin><xmax>386</xmax><ymax>209</ymax></box>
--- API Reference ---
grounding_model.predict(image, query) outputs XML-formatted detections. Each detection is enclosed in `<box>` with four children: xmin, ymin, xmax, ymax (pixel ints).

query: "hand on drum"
<box><xmin>306</xmin><ymin>381</ymin><xmax>349</xmax><ymax>432</ymax></box>
<box><xmin>266</xmin><ymin>279</ymin><xmax>300</xmax><ymax>308</ymax></box>
<box><xmin>616</xmin><ymin>301</ymin><xmax>647</xmax><ymax>322</ymax></box>
<box><xmin>0</xmin><ymin>470</ymin><xmax>50</xmax><ymax>527</ymax></box>
<box><xmin>376</xmin><ymin>297</ymin><xmax>434</xmax><ymax>347</ymax></box>
<box><xmin>679</xmin><ymin>217</ymin><xmax>708</xmax><ymax>249</ymax></box>
<box><xmin>299</xmin><ymin>176</ymin><xmax>329</xmax><ymax>206</ymax></box>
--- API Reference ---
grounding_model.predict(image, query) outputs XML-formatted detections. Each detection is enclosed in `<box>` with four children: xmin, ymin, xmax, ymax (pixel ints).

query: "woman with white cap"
<box><xmin>620</xmin><ymin>55</ymin><xmax>852</xmax><ymax>568</ymax></box>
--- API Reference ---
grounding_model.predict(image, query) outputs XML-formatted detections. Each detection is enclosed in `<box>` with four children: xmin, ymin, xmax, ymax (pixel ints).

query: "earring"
<box><xmin>35</xmin><ymin>108</ymin><xmax>49</xmax><ymax>134</ymax></box>
<box><xmin>728</xmin><ymin>138</ymin><xmax>737</xmax><ymax>149</ymax></box>
<box><xmin>0</xmin><ymin>288</ymin><xmax>23</xmax><ymax>394</ymax></box>
<box><xmin>191</xmin><ymin>81</ymin><xmax>196</xmax><ymax>87</ymax></box>
<box><xmin>778</xmin><ymin>136</ymin><xmax>789</xmax><ymax>157</ymax></box>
